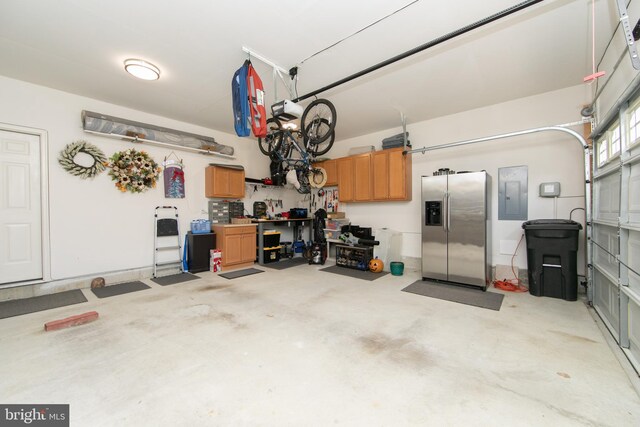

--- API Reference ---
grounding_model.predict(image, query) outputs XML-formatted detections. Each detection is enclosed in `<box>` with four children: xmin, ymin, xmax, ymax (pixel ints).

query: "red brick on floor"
<box><xmin>44</xmin><ymin>311</ymin><xmax>99</xmax><ymax>332</ymax></box>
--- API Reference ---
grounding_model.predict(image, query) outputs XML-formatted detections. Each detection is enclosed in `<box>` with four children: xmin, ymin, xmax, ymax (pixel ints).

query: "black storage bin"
<box><xmin>259</xmin><ymin>231</ymin><xmax>281</xmax><ymax>248</ymax></box>
<box><xmin>522</xmin><ymin>219</ymin><xmax>582</xmax><ymax>301</ymax></box>
<box><xmin>340</xmin><ymin>225</ymin><xmax>373</xmax><ymax>240</ymax></box>
<box><xmin>261</xmin><ymin>246</ymin><xmax>282</xmax><ymax>263</ymax></box>
<box><xmin>187</xmin><ymin>232</ymin><xmax>216</xmax><ymax>273</ymax></box>
<box><xmin>289</xmin><ymin>208</ymin><xmax>308</xmax><ymax>219</ymax></box>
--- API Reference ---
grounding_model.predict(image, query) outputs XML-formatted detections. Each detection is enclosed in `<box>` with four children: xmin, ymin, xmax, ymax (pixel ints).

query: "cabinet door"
<box><xmin>354</xmin><ymin>153</ymin><xmax>372</xmax><ymax>201</ymax></box>
<box><xmin>389</xmin><ymin>148</ymin><xmax>412</xmax><ymax>200</ymax></box>
<box><xmin>241</xmin><ymin>233</ymin><xmax>256</xmax><ymax>263</ymax></box>
<box><xmin>337</xmin><ymin>157</ymin><xmax>354</xmax><ymax>202</ymax></box>
<box><xmin>372</xmin><ymin>151</ymin><xmax>389</xmax><ymax>200</ymax></box>
<box><xmin>224</xmin><ymin>235</ymin><xmax>242</xmax><ymax>265</ymax></box>
<box><xmin>370</xmin><ymin>148</ymin><xmax>412</xmax><ymax>202</ymax></box>
<box><xmin>228</xmin><ymin>168</ymin><xmax>245</xmax><ymax>198</ymax></box>
<box><xmin>313</xmin><ymin>160</ymin><xmax>337</xmax><ymax>187</ymax></box>
<box><xmin>388</xmin><ymin>149</ymin><xmax>411</xmax><ymax>200</ymax></box>
<box><xmin>206</xmin><ymin>166</ymin><xmax>245</xmax><ymax>198</ymax></box>
<box><xmin>323</xmin><ymin>159</ymin><xmax>338</xmax><ymax>186</ymax></box>
<box><xmin>213</xmin><ymin>167</ymin><xmax>230</xmax><ymax>196</ymax></box>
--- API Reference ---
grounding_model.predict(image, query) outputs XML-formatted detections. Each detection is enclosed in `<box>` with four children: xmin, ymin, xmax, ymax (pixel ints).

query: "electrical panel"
<box><xmin>498</xmin><ymin>165</ymin><xmax>528</xmax><ymax>221</ymax></box>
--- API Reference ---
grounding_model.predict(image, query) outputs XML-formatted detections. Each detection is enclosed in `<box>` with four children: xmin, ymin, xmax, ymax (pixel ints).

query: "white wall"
<box><xmin>0</xmin><ymin>75</ymin><xmax>591</xmax><ymax>285</ymax></box>
<box><xmin>0</xmin><ymin>76</ymin><xmax>280</xmax><ymax>282</ymax></box>
<box><xmin>329</xmin><ymin>85</ymin><xmax>591</xmax><ymax>274</ymax></box>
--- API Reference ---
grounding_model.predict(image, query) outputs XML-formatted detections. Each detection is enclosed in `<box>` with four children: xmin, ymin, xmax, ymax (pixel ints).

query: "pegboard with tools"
<box><xmin>264</xmin><ymin>198</ymin><xmax>283</xmax><ymax>213</ymax></box>
<box><xmin>310</xmin><ymin>188</ymin><xmax>339</xmax><ymax>213</ymax></box>
<box><xmin>243</xmin><ymin>180</ymin><xmax>304</xmax><ymax>218</ymax></box>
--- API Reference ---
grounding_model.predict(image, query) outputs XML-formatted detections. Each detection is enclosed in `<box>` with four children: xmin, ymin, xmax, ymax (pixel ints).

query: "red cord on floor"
<box><xmin>493</xmin><ymin>233</ymin><xmax>529</xmax><ymax>292</ymax></box>
<box><xmin>493</xmin><ymin>278</ymin><xmax>528</xmax><ymax>293</ymax></box>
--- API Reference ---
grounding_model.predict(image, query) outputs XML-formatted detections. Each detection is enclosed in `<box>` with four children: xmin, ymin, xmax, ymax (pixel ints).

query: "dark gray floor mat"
<box><xmin>151</xmin><ymin>273</ymin><xmax>200</xmax><ymax>286</ymax></box>
<box><xmin>219</xmin><ymin>268</ymin><xmax>264</xmax><ymax>279</ymax></box>
<box><xmin>0</xmin><ymin>290</ymin><xmax>88</xmax><ymax>319</ymax></box>
<box><xmin>402</xmin><ymin>280</ymin><xmax>504</xmax><ymax>311</ymax></box>
<box><xmin>263</xmin><ymin>257</ymin><xmax>309</xmax><ymax>270</ymax></box>
<box><xmin>319</xmin><ymin>265</ymin><xmax>389</xmax><ymax>281</ymax></box>
<box><xmin>91</xmin><ymin>281</ymin><xmax>150</xmax><ymax>298</ymax></box>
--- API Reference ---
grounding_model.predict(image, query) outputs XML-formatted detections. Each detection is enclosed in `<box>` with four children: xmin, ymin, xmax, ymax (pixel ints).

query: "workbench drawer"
<box><xmin>225</xmin><ymin>226</ymin><xmax>256</xmax><ymax>235</ymax></box>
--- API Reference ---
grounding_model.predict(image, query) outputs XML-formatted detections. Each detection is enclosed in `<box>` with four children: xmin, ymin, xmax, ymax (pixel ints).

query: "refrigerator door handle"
<box><xmin>442</xmin><ymin>194</ymin><xmax>448</xmax><ymax>232</ymax></box>
<box><xmin>447</xmin><ymin>193</ymin><xmax>451</xmax><ymax>232</ymax></box>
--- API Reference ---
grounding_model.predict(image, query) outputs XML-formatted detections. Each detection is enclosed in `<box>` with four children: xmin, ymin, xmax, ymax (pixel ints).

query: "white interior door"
<box><xmin>0</xmin><ymin>129</ymin><xmax>42</xmax><ymax>284</ymax></box>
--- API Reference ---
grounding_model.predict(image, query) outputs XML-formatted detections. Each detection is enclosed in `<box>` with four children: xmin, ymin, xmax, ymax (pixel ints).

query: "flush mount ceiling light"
<box><xmin>124</xmin><ymin>59</ymin><xmax>160</xmax><ymax>80</ymax></box>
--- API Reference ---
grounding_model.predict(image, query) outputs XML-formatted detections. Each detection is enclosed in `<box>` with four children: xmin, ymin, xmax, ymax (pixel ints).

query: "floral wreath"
<box><xmin>106</xmin><ymin>148</ymin><xmax>161</xmax><ymax>193</ymax></box>
<box><xmin>58</xmin><ymin>140</ymin><xmax>107</xmax><ymax>179</ymax></box>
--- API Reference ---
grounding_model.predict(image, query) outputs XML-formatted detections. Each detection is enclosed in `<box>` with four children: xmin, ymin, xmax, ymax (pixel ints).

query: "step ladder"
<box><xmin>153</xmin><ymin>206</ymin><xmax>183</xmax><ymax>278</ymax></box>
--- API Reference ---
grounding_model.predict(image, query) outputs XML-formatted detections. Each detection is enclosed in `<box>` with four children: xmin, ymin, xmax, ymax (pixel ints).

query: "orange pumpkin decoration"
<box><xmin>369</xmin><ymin>257</ymin><xmax>384</xmax><ymax>273</ymax></box>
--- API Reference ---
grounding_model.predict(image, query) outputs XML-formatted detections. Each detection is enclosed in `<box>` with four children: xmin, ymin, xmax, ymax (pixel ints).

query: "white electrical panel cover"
<box><xmin>539</xmin><ymin>182</ymin><xmax>561</xmax><ymax>197</ymax></box>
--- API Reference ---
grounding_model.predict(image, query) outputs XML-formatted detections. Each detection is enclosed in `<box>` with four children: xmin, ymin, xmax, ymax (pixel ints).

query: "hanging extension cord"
<box><xmin>493</xmin><ymin>233</ymin><xmax>528</xmax><ymax>292</ymax></box>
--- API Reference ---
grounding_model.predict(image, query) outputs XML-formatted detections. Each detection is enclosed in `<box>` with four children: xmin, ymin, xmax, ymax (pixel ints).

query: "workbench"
<box><xmin>253</xmin><ymin>218</ymin><xmax>313</xmax><ymax>265</ymax></box>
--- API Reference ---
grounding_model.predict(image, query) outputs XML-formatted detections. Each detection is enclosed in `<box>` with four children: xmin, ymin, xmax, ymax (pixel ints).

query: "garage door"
<box><xmin>593</xmin><ymin>104</ymin><xmax>640</xmax><ymax>370</ymax></box>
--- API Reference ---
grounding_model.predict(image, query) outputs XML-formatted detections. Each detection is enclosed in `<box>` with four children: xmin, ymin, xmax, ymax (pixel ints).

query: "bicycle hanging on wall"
<box><xmin>258</xmin><ymin>98</ymin><xmax>337</xmax><ymax>194</ymax></box>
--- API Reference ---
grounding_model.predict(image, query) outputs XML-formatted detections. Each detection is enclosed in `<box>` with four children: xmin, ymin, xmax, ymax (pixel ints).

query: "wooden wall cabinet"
<box><xmin>372</xmin><ymin>147</ymin><xmax>412</xmax><ymax>201</ymax></box>
<box><xmin>205</xmin><ymin>165</ymin><xmax>245</xmax><ymax>199</ymax></box>
<box><xmin>353</xmin><ymin>153</ymin><xmax>372</xmax><ymax>201</ymax></box>
<box><xmin>335</xmin><ymin>148</ymin><xmax>411</xmax><ymax>203</ymax></box>
<box><xmin>212</xmin><ymin>225</ymin><xmax>257</xmax><ymax>269</ymax></box>
<box><xmin>336</xmin><ymin>157</ymin><xmax>355</xmax><ymax>202</ymax></box>
<box><xmin>313</xmin><ymin>159</ymin><xmax>337</xmax><ymax>186</ymax></box>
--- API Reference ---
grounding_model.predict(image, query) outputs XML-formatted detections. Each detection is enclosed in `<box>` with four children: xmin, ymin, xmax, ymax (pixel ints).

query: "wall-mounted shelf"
<box><xmin>84</xmin><ymin>130</ymin><xmax>236</xmax><ymax>159</ymax></box>
<box><xmin>82</xmin><ymin>110</ymin><xmax>235</xmax><ymax>159</ymax></box>
<box><xmin>245</xmin><ymin>177</ymin><xmax>285</xmax><ymax>188</ymax></box>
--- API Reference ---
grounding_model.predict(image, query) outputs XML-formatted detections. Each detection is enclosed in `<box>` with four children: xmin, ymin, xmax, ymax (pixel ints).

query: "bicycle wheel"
<box><xmin>300</xmin><ymin>98</ymin><xmax>337</xmax><ymax>145</ymax></box>
<box><xmin>305</xmin><ymin>119</ymin><xmax>335</xmax><ymax>156</ymax></box>
<box><xmin>258</xmin><ymin>117</ymin><xmax>282</xmax><ymax>156</ymax></box>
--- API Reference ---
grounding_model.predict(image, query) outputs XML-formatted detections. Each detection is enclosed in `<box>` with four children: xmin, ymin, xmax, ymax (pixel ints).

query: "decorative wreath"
<box><xmin>106</xmin><ymin>149</ymin><xmax>161</xmax><ymax>193</ymax></box>
<box><xmin>58</xmin><ymin>140</ymin><xmax>107</xmax><ymax>179</ymax></box>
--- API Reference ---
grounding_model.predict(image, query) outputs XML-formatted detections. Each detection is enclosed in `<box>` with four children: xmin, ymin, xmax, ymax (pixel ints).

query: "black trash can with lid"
<box><xmin>521</xmin><ymin>219</ymin><xmax>582</xmax><ymax>301</ymax></box>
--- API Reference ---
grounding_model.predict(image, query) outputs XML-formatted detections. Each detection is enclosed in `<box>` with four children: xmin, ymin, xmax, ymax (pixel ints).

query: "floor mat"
<box><xmin>151</xmin><ymin>273</ymin><xmax>200</xmax><ymax>286</ymax></box>
<box><xmin>91</xmin><ymin>281</ymin><xmax>150</xmax><ymax>298</ymax></box>
<box><xmin>264</xmin><ymin>257</ymin><xmax>309</xmax><ymax>270</ymax></box>
<box><xmin>219</xmin><ymin>268</ymin><xmax>264</xmax><ymax>279</ymax></box>
<box><xmin>0</xmin><ymin>290</ymin><xmax>88</xmax><ymax>319</ymax></box>
<box><xmin>319</xmin><ymin>265</ymin><xmax>389</xmax><ymax>281</ymax></box>
<box><xmin>402</xmin><ymin>280</ymin><xmax>504</xmax><ymax>311</ymax></box>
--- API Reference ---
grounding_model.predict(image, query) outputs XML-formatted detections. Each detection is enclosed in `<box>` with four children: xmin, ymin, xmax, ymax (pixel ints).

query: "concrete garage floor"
<box><xmin>1</xmin><ymin>264</ymin><xmax>639</xmax><ymax>426</ymax></box>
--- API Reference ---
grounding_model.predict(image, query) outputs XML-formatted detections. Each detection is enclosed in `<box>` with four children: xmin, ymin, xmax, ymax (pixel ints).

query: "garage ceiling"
<box><xmin>0</xmin><ymin>0</ymin><xmax>615</xmax><ymax>140</ymax></box>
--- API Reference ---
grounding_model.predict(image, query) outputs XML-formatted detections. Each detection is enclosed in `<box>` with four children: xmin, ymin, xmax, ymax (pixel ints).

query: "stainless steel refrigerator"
<box><xmin>421</xmin><ymin>171</ymin><xmax>491</xmax><ymax>290</ymax></box>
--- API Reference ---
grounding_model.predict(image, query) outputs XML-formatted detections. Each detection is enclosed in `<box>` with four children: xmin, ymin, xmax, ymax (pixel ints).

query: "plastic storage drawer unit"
<box><xmin>261</xmin><ymin>246</ymin><xmax>282</xmax><ymax>263</ymax></box>
<box><xmin>260</xmin><ymin>231</ymin><xmax>281</xmax><ymax>248</ymax></box>
<box><xmin>522</xmin><ymin>219</ymin><xmax>582</xmax><ymax>301</ymax></box>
